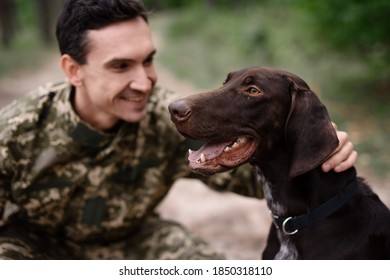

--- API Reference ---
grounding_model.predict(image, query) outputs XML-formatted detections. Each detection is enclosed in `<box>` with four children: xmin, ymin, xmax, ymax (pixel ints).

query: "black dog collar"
<box><xmin>271</xmin><ymin>178</ymin><xmax>359</xmax><ymax>235</ymax></box>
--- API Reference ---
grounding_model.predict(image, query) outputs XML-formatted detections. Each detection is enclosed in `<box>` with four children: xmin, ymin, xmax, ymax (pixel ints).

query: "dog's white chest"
<box><xmin>255</xmin><ymin>167</ymin><xmax>286</xmax><ymax>215</ymax></box>
<box><xmin>255</xmin><ymin>166</ymin><xmax>299</xmax><ymax>259</ymax></box>
<box><xmin>275</xmin><ymin>233</ymin><xmax>298</xmax><ymax>260</ymax></box>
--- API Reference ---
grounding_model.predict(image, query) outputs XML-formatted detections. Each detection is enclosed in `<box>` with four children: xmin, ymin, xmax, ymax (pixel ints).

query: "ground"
<box><xmin>0</xmin><ymin>51</ymin><xmax>389</xmax><ymax>260</ymax></box>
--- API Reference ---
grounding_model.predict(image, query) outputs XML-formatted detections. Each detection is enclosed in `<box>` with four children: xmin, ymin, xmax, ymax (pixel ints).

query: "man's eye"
<box><xmin>144</xmin><ymin>56</ymin><xmax>154</xmax><ymax>66</ymax></box>
<box><xmin>113</xmin><ymin>63</ymin><xmax>129</xmax><ymax>70</ymax></box>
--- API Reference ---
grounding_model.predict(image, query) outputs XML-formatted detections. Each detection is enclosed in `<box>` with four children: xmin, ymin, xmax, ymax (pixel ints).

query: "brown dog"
<box><xmin>168</xmin><ymin>67</ymin><xmax>390</xmax><ymax>259</ymax></box>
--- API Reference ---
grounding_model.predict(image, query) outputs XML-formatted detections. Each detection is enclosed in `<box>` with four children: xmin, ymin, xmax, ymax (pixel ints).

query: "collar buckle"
<box><xmin>282</xmin><ymin>217</ymin><xmax>299</xmax><ymax>235</ymax></box>
<box><xmin>271</xmin><ymin>213</ymin><xmax>299</xmax><ymax>235</ymax></box>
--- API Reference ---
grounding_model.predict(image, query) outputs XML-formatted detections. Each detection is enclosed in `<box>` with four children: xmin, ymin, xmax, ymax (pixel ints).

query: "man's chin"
<box><xmin>121</xmin><ymin>110</ymin><xmax>147</xmax><ymax>123</ymax></box>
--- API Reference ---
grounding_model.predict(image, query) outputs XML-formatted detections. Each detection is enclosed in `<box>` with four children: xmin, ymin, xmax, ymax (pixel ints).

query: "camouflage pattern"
<box><xmin>0</xmin><ymin>81</ymin><xmax>263</xmax><ymax>259</ymax></box>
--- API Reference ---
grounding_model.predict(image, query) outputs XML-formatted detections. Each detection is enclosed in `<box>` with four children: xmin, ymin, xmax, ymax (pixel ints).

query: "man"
<box><xmin>0</xmin><ymin>0</ymin><xmax>357</xmax><ymax>259</ymax></box>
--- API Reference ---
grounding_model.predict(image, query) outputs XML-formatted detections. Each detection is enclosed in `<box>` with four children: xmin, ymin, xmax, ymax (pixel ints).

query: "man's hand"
<box><xmin>322</xmin><ymin>123</ymin><xmax>358</xmax><ymax>173</ymax></box>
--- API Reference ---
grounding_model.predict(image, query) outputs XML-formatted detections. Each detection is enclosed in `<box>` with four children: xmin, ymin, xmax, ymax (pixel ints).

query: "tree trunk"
<box><xmin>0</xmin><ymin>0</ymin><xmax>16</xmax><ymax>47</ymax></box>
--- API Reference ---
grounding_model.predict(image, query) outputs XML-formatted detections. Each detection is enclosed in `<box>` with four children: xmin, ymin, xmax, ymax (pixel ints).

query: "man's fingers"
<box><xmin>333</xmin><ymin>150</ymin><xmax>358</xmax><ymax>173</ymax></box>
<box><xmin>331</xmin><ymin>122</ymin><xmax>338</xmax><ymax>131</ymax></box>
<box><xmin>322</xmin><ymin>141</ymin><xmax>356</xmax><ymax>172</ymax></box>
<box><xmin>332</xmin><ymin>130</ymin><xmax>348</xmax><ymax>154</ymax></box>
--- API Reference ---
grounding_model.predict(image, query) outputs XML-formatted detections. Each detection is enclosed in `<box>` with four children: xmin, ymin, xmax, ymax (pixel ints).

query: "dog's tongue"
<box><xmin>188</xmin><ymin>141</ymin><xmax>233</xmax><ymax>162</ymax></box>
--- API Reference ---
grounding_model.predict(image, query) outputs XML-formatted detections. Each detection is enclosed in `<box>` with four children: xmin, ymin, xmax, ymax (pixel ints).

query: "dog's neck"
<box><xmin>253</xmin><ymin>153</ymin><xmax>357</xmax><ymax>218</ymax></box>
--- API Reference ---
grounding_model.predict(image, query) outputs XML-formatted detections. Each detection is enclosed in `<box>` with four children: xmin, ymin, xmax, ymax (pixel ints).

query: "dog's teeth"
<box><xmin>200</xmin><ymin>153</ymin><xmax>206</xmax><ymax>163</ymax></box>
<box><xmin>232</xmin><ymin>142</ymin><xmax>239</xmax><ymax>148</ymax></box>
<box><xmin>188</xmin><ymin>149</ymin><xmax>193</xmax><ymax>155</ymax></box>
<box><xmin>237</xmin><ymin>136</ymin><xmax>247</xmax><ymax>144</ymax></box>
<box><xmin>224</xmin><ymin>146</ymin><xmax>231</xmax><ymax>152</ymax></box>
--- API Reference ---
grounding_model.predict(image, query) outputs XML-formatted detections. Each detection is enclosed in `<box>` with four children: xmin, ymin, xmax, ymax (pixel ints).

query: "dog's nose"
<box><xmin>168</xmin><ymin>99</ymin><xmax>192</xmax><ymax>122</ymax></box>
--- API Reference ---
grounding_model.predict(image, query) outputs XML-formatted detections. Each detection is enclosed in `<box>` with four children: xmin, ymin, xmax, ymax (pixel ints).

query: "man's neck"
<box><xmin>71</xmin><ymin>87</ymin><xmax>120</xmax><ymax>132</ymax></box>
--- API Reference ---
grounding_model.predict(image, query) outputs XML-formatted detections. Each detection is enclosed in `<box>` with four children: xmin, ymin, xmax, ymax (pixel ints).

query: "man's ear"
<box><xmin>60</xmin><ymin>54</ymin><xmax>83</xmax><ymax>87</ymax></box>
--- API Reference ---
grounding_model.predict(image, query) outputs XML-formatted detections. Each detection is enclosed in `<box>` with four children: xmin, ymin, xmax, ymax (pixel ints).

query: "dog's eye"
<box><xmin>245</xmin><ymin>87</ymin><xmax>261</xmax><ymax>95</ymax></box>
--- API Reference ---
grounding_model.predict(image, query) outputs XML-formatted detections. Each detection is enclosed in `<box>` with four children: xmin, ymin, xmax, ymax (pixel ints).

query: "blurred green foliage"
<box><xmin>15</xmin><ymin>0</ymin><xmax>37</xmax><ymax>25</ymax></box>
<box><xmin>143</xmin><ymin>0</ymin><xmax>263</xmax><ymax>10</ymax></box>
<box><xmin>0</xmin><ymin>0</ymin><xmax>63</xmax><ymax>76</ymax></box>
<box><xmin>146</xmin><ymin>0</ymin><xmax>390</xmax><ymax>71</ymax></box>
<box><xmin>291</xmin><ymin>0</ymin><xmax>390</xmax><ymax>55</ymax></box>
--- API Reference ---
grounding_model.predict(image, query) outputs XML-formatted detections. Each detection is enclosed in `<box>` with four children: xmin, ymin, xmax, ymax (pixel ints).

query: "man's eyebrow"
<box><xmin>104</xmin><ymin>50</ymin><xmax>157</xmax><ymax>67</ymax></box>
<box><xmin>146</xmin><ymin>50</ymin><xmax>157</xmax><ymax>60</ymax></box>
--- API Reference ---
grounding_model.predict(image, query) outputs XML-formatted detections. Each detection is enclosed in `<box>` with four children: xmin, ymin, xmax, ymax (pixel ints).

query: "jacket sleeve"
<box><xmin>0</xmin><ymin>89</ymin><xmax>45</xmax><ymax>227</ymax></box>
<box><xmin>0</xmin><ymin>155</ymin><xmax>11</xmax><ymax>227</ymax></box>
<box><xmin>0</xmin><ymin>115</ymin><xmax>15</xmax><ymax>226</ymax></box>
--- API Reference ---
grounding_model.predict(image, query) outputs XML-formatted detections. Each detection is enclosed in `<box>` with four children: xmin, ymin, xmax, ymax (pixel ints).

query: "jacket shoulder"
<box><xmin>0</xmin><ymin>81</ymin><xmax>70</xmax><ymax>139</ymax></box>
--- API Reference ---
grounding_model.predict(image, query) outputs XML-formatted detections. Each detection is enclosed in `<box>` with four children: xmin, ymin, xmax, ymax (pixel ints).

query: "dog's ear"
<box><xmin>285</xmin><ymin>76</ymin><xmax>339</xmax><ymax>179</ymax></box>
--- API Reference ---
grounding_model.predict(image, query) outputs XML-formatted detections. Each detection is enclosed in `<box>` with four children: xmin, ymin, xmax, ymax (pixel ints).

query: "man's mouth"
<box><xmin>187</xmin><ymin>136</ymin><xmax>257</xmax><ymax>175</ymax></box>
<box><xmin>120</xmin><ymin>95</ymin><xmax>146</xmax><ymax>102</ymax></box>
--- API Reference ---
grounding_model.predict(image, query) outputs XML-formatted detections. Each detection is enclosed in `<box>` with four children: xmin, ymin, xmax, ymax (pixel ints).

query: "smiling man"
<box><xmin>0</xmin><ymin>0</ymin><xmax>357</xmax><ymax>259</ymax></box>
<box><xmin>63</xmin><ymin>17</ymin><xmax>157</xmax><ymax>129</ymax></box>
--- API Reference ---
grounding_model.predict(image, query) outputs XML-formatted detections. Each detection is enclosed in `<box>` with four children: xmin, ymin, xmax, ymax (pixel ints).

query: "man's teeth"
<box><xmin>122</xmin><ymin>96</ymin><xmax>144</xmax><ymax>102</ymax></box>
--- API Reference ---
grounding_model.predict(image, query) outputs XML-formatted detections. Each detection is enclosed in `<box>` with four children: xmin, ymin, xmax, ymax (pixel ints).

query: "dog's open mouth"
<box><xmin>187</xmin><ymin>136</ymin><xmax>257</xmax><ymax>175</ymax></box>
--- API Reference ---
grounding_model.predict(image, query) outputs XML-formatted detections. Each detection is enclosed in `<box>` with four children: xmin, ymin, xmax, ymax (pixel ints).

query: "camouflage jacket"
<box><xmin>0</xmin><ymin>81</ymin><xmax>263</xmax><ymax>242</ymax></box>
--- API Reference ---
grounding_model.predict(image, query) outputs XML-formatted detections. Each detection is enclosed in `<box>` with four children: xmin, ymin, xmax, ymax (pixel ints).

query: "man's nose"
<box><xmin>129</xmin><ymin>66</ymin><xmax>154</xmax><ymax>92</ymax></box>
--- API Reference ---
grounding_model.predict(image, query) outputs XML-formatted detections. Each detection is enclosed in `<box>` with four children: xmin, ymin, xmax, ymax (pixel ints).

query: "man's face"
<box><xmin>74</xmin><ymin>17</ymin><xmax>157</xmax><ymax>130</ymax></box>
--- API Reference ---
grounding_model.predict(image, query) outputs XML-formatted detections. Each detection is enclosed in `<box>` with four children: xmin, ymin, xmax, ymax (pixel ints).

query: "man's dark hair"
<box><xmin>56</xmin><ymin>0</ymin><xmax>149</xmax><ymax>64</ymax></box>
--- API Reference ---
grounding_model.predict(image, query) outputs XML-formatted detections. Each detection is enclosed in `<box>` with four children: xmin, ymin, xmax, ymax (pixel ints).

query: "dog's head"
<box><xmin>168</xmin><ymin>67</ymin><xmax>338</xmax><ymax>178</ymax></box>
